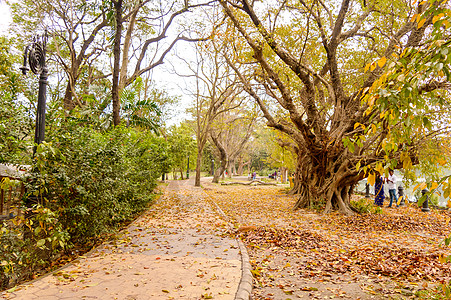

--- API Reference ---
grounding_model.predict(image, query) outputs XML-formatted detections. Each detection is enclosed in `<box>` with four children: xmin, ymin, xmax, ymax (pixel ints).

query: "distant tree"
<box><xmin>110</xmin><ymin>0</ymin><xmax>213</xmax><ymax>125</ymax></box>
<box><xmin>178</xmin><ymin>36</ymin><xmax>244</xmax><ymax>186</ymax></box>
<box><xmin>167</xmin><ymin>122</ymin><xmax>196</xmax><ymax>180</ymax></box>
<box><xmin>9</xmin><ymin>0</ymin><xmax>211</xmax><ymax>124</ymax></box>
<box><xmin>209</xmin><ymin>108</ymin><xmax>256</xmax><ymax>181</ymax></box>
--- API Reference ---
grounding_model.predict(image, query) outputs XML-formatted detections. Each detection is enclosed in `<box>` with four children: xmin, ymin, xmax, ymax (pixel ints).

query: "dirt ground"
<box><xmin>202</xmin><ymin>180</ymin><xmax>451</xmax><ymax>300</ymax></box>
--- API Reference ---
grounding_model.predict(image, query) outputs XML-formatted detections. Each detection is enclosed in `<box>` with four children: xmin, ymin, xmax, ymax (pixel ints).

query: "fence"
<box><xmin>0</xmin><ymin>179</ymin><xmax>24</xmax><ymax>221</ymax></box>
<box><xmin>0</xmin><ymin>164</ymin><xmax>28</xmax><ymax>221</ymax></box>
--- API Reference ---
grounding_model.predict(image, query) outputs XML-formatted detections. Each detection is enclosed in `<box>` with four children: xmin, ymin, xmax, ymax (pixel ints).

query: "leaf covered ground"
<box><xmin>203</xmin><ymin>183</ymin><xmax>451</xmax><ymax>299</ymax></box>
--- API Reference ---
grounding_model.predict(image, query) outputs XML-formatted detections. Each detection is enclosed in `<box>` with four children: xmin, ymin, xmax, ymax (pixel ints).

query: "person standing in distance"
<box><xmin>386</xmin><ymin>169</ymin><xmax>399</xmax><ymax>208</ymax></box>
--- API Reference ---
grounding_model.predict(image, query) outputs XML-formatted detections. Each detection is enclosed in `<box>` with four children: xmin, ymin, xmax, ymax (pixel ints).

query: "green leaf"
<box><xmin>423</xmin><ymin>117</ymin><xmax>432</xmax><ymax>129</ymax></box>
<box><xmin>34</xmin><ymin>226</ymin><xmax>41</xmax><ymax>235</ymax></box>
<box><xmin>36</xmin><ymin>239</ymin><xmax>46</xmax><ymax>247</ymax></box>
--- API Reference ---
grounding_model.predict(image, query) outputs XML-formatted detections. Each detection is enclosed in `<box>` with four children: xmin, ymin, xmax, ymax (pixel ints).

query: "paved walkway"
<box><xmin>1</xmin><ymin>179</ymin><xmax>245</xmax><ymax>300</ymax></box>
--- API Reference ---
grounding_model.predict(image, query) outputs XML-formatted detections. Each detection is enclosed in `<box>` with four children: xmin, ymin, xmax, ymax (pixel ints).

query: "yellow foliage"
<box><xmin>370</xmin><ymin>62</ymin><xmax>377</xmax><ymax>71</ymax></box>
<box><xmin>431</xmin><ymin>182</ymin><xmax>438</xmax><ymax>190</ymax></box>
<box><xmin>433</xmin><ymin>13</ymin><xmax>445</xmax><ymax>24</ymax></box>
<box><xmin>377</xmin><ymin>56</ymin><xmax>387</xmax><ymax>68</ymax></box>
<box><xmin>413</xmin><ymin>182</ymin><xmax>427</xmax><ymax>192</ymax></box>
<box><xmin>417</xmin><ymin>18</ymin><xmax>427</xmax><ymax>28</ymax></box>
<box><xmin>368</xmin><ymin>172</ymin><xmax>376</xmax><ymax>186</ymax></box>
<box><xmin>375</xmin><ymin>163</ymin><xmax>385</xmax><ymax>175</ymax></box>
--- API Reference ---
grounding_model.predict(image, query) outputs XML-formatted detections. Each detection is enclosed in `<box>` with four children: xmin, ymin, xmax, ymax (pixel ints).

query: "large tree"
<box><xmin>220</xmin><ymin>0</ymin><xmax>451</xmax><ymax>214</ymax></box>
<box><xmin>110</xmin><ymin>0</ymin><xmax>213</xmax><ymax>125</ymax></box>
<box><xmin>10</xmin><ymin>0</ymin><xmax>113</xmax><ymax>111</ymax></box>
<box><xmin>10</xmin><ymin>0</ymin><xmax>211</xmax><ymax>124</ymax></box>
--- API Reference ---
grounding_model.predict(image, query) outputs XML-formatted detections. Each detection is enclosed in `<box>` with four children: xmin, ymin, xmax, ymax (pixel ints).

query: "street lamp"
<box><xmin>20</xmin><ymin>31</ymin><xmax>48</xmax><ymax>236</ymax></box>
<box><xmin>20</xmin><ymin>30</ymin><xmax>48</xmax><ymax>154</ymax></box>
<box><xmin>186</xmin><ymin>156</ymin><xmax>190</xmax><ymax>179</ymax></box>
<box><xmin>211</xmin><ymin>159</ymin><xmax>214</xmax><ymax>176</ymax></box>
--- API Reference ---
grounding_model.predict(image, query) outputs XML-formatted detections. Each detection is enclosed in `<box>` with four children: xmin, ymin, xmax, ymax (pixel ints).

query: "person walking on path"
<box><xmin>386</xmin><ymin>169</ymin><xmax>399</xmax><ymax>208</ymax></box>
<box><xmin>374</xmin><ymin>172</ymin><xmax>385</xmax><ymax>207</ymax></box>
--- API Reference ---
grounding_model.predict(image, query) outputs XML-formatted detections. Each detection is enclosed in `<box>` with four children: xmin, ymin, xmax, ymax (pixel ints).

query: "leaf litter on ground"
<box><xmin>203</xmin><ymin>183</ymin><xmax>451</xmax><ymax>299</ymax></box>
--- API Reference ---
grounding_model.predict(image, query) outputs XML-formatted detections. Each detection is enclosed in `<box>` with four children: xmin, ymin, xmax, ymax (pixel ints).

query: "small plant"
<box><xmin>351</xmin><ymin>197</ymin><xmax>372</xmax><ymax>214</ymax></box>
<box><xmin>415</xmin><ymin>281</ymin><xmax>451</xmax><ymax>299</ymax></box>
<box><xmin>372</xmin><ymin>206</ymin><xmax>383</xmax><ymax>214</ymax></box>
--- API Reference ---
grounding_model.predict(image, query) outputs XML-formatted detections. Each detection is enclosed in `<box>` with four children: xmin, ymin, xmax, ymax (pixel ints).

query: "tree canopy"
<box><xmin>218</xmin><ymin>0</ymin><xmax>451</xmax><ymax>214</ymax></box>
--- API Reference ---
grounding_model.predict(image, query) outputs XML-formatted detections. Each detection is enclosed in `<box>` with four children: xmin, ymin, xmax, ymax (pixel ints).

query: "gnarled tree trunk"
<box><xmin>290</xmin><ymin>149</ymin><xmax>364</xmax><ymax>215</ymax></box>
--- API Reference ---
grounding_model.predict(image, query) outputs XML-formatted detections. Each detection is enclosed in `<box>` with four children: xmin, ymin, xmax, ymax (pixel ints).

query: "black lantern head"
<box><xmin>19</xmin><ymin>45</ymin><xmax>30</xmax><ymax>75</ymax></box>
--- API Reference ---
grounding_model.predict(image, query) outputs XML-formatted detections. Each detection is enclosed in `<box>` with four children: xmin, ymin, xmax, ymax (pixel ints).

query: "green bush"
<box><xmin>38</xmin><ymin>122</ymin><xmax>167</xmax><ymax>241</ymax></box>
<box><xmin>0</xmin><ymin>205</ymin><xmax>70</xmax><ymax>289</ymax></box>
<box><xmin>1</xmin><ymin>121</ymin><xmax>170</xmax><ymax>288</ymax></box>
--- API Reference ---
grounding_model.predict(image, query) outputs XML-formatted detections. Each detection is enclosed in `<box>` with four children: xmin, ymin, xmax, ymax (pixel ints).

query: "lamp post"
<box><xmin>20</xmin><ymin>31</ymin><xmax>48</xmax><ymax>237</ymax></box>
<box><xmin>20</xmin><ymin>31</ymin><xmax>48</xmax><ymax>154</ymax></box>
<box><xmin>186</xmin><ymin>156</ymin><xmax>190</xmax><ymax>179</ymax></box>
<box><xmin>211</xmin><ymin>159</ymin><xmax>214</xmax><ymax>176</ymax></box>
<box><xmin>365</xmin><ymin>183</ymin><xmax>370</xmax><ymax>198</ymax></box>
<box><xmin>398</xmin><ymin>185</ymin><xmax>405</xmax><ymax>206</ymax></box>
<box><xmin>421</xmin><ymin>188</ymin><xmax>430</xmax><ymax>212</ymax></box>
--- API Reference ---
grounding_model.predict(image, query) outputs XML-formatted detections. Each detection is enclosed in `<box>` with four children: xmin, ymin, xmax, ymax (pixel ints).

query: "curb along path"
<box><xmin>1</xmin><ymin>179</ymin><xmax>245</xmax><ymax>300</ymax></box>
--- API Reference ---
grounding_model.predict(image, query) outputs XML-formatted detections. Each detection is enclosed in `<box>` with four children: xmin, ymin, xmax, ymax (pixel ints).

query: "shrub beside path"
<box><xmin>1</xmin><ymin>179</ymin><xmax>243</xmax><ymax>300</ymax></box>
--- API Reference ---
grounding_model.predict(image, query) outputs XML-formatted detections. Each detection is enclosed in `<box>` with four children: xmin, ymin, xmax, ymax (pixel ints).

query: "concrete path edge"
<box><xmin>208</xmin><ymin>198</ymin><xmax>253</xmax><ymax>300</ymax></box>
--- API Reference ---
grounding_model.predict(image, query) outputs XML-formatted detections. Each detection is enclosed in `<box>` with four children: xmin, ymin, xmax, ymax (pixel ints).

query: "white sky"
<box><xmin>0</xmin><ymin>1</ymin><xmax>12</xmax><ymax>35</ymax></box>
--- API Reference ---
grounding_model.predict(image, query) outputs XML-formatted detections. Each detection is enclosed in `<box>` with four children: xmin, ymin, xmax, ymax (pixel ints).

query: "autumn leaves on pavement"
<box><xmin>204</xmin><ymin>183</ymin><xmax>451</xmax><ymax>300</ymax></box>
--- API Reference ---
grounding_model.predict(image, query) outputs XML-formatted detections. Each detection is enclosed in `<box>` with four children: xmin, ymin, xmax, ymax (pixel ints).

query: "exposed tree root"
<box><xmin>220</xmin><ymin>180</ymin><xmax>277</xmax><ymax>186</ymax></box>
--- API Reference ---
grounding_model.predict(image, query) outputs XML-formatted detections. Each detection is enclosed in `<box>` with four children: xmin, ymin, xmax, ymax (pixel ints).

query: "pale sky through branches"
<box><xmin>0</xmin><ymin>0</ymin><xmax>193</xmax><ymax>126</ymax></box>
<box><xmin>0</xmin><ymin>1</ymin><xmax>12</xmax><ymax>34</ymax></box>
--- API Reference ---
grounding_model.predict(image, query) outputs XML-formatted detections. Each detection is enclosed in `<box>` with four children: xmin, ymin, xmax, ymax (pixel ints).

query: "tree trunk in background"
<box><xmin>237</xmin><ymin>159</ymin><xmax>250</xmax><ymax>176</ymax></box>
<box><xmin>212</xmin><ymin>159</ymin><xmax>227</xmax><ymax>183</ymax></box>
<box><xmin>195</xmin><ymin>147</ymin><xmax>204</xmax><ymax>186</ymax></box>
<box><xmin>112</xmin><ymin>0</ymin><xmax>123</xmax><ymax>126</ymax></box>
<box><xmin>63</xmin><ymin>79</ymin><xmax>76</xmax><ymax>111</ymax></box>
<box><xmin>211</xmin><ymin>133</ymin><xmax>228</xmax><ymax>183</ymax></box>
<box><xmin>227</xmin><ymin>159</ymin><xmax>234</xmax><ymax>178</ymax></box>
<box><xmin>195</xmin><ymin>137</ymin><xmax>208</xmax><ymax>186</ymax></box>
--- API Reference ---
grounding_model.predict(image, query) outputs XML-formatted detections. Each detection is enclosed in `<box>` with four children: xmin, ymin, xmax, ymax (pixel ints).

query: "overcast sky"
<box><xmin>0</xmin><ymin>1</ymin><xmax>12</xmax><ymax>34</ymax></box>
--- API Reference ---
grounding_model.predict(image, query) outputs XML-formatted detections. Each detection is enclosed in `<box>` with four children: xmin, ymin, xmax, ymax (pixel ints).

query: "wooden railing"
<box><xmin>0</xmin><ymin>179</ymin><xmax>24</xmax><ymax>221</ymax></box>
